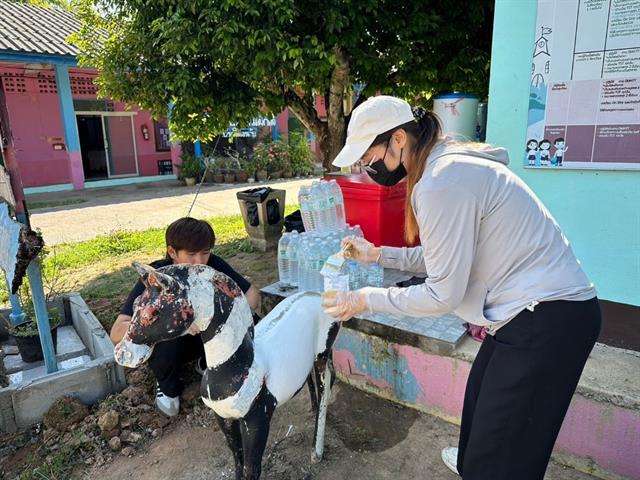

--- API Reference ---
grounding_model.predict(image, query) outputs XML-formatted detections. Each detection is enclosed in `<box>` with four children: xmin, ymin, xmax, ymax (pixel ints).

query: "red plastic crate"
<box><xmin>326</xmin><ymin>173</ymin><xmax>415</xmax><ymax>247</ymax></box>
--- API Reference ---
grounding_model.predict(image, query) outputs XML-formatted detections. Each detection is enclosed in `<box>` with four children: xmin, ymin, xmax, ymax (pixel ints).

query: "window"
<box><xmin>154</xmin><ymin>119</ymin><xmax>171</xmax><ymax>152</ymax></box>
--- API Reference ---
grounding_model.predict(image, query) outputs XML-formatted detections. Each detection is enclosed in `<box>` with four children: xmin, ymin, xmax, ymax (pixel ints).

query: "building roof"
<box><xmin>0</xmin><ymin>1</ymin><xmax>81</xmax><ymax>57</ymax></box>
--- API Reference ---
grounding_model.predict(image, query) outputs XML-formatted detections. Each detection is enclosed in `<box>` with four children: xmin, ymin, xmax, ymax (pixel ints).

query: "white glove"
<box><xmin>322</xmin><ymin>290</ymin><xmax>369</xmax><ymax>322</ymax></box>
<box><xmin>341</xmin><ymin>236</ymin><xmax>381</xmax><ymax>264</ymax></box>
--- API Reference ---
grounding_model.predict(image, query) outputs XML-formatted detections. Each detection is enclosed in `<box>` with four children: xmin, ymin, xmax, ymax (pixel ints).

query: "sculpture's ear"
<box><xmin>132</xmin><ymin>262</ymin><xmax>175</xmax><ymax>292</ymax></box>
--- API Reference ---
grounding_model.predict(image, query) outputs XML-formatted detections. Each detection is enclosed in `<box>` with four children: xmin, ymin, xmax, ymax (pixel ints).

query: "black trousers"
<box><xmin>148</xmin><ymin>334</ymin><xmax>205</xmax><ymax>397</ymax></box>
<box><xmin>457</xmin><ymin>297</ymin><xmax>601</xmax><ymax>480</ymax></box>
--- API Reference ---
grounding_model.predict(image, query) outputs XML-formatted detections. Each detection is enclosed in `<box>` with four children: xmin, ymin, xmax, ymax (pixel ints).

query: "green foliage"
<box><xmin>288</xmin><ymin>132</ymin><xmax>314</xmax><ymax>176</ymax></box>
<box><xmin>175</xmin><ymin>151</ymin><xmax>202</xmax><ymax>179</ymax></box>
<box><xmin>71</xmin><ymin>0</ymin><xmax>493</xmax><ymax>166</ymax></box>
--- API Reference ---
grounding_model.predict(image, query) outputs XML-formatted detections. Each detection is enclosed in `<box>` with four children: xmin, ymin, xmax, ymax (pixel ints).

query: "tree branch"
<box><xmin>284</xmin><ymin>89</ymin><xmax>325</xmax><ymax>137</ymax></box>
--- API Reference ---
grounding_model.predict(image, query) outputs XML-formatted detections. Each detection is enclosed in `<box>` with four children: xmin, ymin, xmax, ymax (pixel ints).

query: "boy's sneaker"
<box><xmin>155</xmin><ymin>383</ymin><xmax>179</xmax><ymax>417</ymax></box>
<box><xmin>195</xmin><ymin>357</ymin><xmax>207</xmax><ymax>376</ymax></box>
<box><xmin>441</xmin><ymin>447</ymin><xmax>460</xmax><ymax>475</ymax></box>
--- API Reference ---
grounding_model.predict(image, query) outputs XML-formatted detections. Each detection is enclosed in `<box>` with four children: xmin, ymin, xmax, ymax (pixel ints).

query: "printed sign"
<box><xmin>526</xmin><ymin>0</ymin><xmax>640</xmax><ymax>169</ymax></box>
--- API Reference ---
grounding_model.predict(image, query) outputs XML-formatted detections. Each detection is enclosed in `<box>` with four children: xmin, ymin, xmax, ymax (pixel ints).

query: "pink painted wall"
<box><xmin>334</xmin><ymin>328</ymin><xmax>640</xmax><ymax>480</ymax></box>
<box><xmin>556</xmin><ymin>395</ymin><xmax>640</xmax><ymax>479</ymax></box>
<box><xmin>0</xmin><ymin>64</ymin><xmax>176</xmax><ymax>188</ymax></box>
<box><xmin>1</xmin><ymin>64</ymin><xmax>71</xmax><ymax>187</ymax></box>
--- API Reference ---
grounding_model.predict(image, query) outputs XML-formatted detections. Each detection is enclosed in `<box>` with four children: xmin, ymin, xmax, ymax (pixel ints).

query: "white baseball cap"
<box><xmin>332</xmin><ymin>95</ymin><xmax>415</xmax><ymax>168</ymax></box>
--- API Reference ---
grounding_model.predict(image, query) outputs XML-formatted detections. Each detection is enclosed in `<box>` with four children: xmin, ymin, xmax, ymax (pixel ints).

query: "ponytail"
<box><xmin>368</xmin><ymin>107</ymin><xmax>442</xmax><ymax>243</ymax></box>
<box><xmin>402</xmin><ymin>108</ymin><xmax>441</xmax><ymax>243</ymax></box>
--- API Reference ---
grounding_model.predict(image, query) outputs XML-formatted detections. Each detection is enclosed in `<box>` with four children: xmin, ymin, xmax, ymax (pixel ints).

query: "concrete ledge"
<box><xmin>0</xmin><ymin>293</ymin><xmax>126</xmax><ymax>432</ymax></box>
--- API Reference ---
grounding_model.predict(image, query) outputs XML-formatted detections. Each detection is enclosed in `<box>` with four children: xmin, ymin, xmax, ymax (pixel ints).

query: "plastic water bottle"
<box><xmin>297</xmin><ymin>235</ymin><xmax>309</xmax><ymax>291</ymax></box>
<box><xmin>277</xmin><ymin>233</ymin><xmax>292</xmax><ymax>286</ymax></box>
<box><xmin>287</xmin><ymin>231</ymin><xmax>300</xmax><ymax>287</ymax></box>
<box><xmin>309</xmin><ymin>182</ymin><xmax>324</xmax><ymax>231</ymax></box>
<box><xmin>305</xmin><ymin>239</ymin><xmax>318</xmax><ymax>291</ymax></box>
<box><xmin>367</xmin><ymin>263</ymin><xmax>384</xmax><ymax>287</ymax></box>
<box><xmin>328</xmin><ymin>180</ymin><xmax>346</xmax><ymax>228</ymax></box>
<box><xmin>321</xmin><ymin>181</ymin><xmax>337</xmax><ymax>230</ymax></box>
<box><xmin>299</xmin><ymin>185</ymin><xmax>315</xmax><ymax>232</ymax></box>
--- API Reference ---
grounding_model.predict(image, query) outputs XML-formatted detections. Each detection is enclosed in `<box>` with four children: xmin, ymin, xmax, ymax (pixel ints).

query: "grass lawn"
<box><xmin>1</xmin><ymin>206</ymin><xmax>296</xmax><ymax>331</ymax></box>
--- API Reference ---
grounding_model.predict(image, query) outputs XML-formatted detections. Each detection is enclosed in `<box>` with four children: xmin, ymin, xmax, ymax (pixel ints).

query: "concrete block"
<box><xmin>11</xmin><ymin>359</ymin><xmax>116</xmax><ymax>428</ymax></box>
<box><xmin>0</xmin><ymin>293</ymin><xmax>126</xmax><ymax>432</ymax></box>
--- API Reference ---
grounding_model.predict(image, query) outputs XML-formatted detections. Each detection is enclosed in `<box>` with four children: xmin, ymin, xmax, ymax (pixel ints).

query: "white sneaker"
<box><xmin>441</xmin><ymin>447</ymin><xmax>460</xmax><ymax>475</ymax></box>
<box><xmin>195</xmin><ymin>357</ymin><xmax>206</xmax><ymax>376</ymax></box>
<box><xmin>155</xmin><ymin>383</ymin><xmax>180</xmax><ymax>417</ymax></box>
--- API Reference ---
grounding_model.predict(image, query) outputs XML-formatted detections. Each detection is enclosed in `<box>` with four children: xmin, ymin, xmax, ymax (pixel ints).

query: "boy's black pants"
<box><xmin>148</xmin><ymin>334</ymin><xmax>204</xmax><ymax>398</ymax></box>
<box><xmin>457</xmin><ymin>297</ymin><xmax>601</xmax><ymax>480</ymax></box>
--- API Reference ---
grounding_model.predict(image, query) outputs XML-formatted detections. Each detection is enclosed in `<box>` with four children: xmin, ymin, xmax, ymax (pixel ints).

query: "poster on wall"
<box><xmin>526</xmin><ymin>0</ymin><xmax>640</xmax><ymax>169</ymax></box>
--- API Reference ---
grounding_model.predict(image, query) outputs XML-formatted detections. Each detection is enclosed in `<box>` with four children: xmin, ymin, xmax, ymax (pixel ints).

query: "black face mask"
<box><xmin>366</xmin><ymin>146</ymin><xmax>407</xmax><ymax>186</ymax></box>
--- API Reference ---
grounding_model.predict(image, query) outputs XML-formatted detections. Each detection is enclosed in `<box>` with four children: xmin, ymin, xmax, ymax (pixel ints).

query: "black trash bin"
<box><xmin>236</xmin><ymin>187</ymin><xmax>286</xmax><ymax>251</ymax></box>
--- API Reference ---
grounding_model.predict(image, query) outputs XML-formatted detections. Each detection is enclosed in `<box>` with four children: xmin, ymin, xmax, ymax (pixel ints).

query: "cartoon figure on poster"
<box><xmin>526</xmin><ymin>139</ymin><xmax>539</xmax><ymax>166</ymax></box>
<box><xmin>539</xmin><ymin>139</ymin><xmax>552</xmax><ymax>166</ymax></box>
<box><xmin>552</xmin><ymin>138</ymin><xmax>567</xmax><ymax>166</ymax></box>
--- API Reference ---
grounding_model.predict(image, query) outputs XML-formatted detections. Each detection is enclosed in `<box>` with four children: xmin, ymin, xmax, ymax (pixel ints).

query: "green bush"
<box><xmin>288</xmin><ymin>132</ymin><xmax>315</xmax><ymax>176</ymax></box>
<box><xmin>175</xmin><ymin>152</ymin><xmax>202</xmax><ymax>179</ymax></box>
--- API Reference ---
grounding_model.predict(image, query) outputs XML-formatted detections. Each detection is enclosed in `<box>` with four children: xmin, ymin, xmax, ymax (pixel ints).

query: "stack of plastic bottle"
<box><xmin>277</xmin><ymin>180</ymin><xmax>384</xmax><ymax>292</ymax></box>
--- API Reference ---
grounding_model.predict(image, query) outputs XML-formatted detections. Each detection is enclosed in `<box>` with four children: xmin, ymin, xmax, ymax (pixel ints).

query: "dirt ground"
<box><xmin>78</xmin><ymin>382</ymin><xmax>596</xmax><ymax>480</ymax></box>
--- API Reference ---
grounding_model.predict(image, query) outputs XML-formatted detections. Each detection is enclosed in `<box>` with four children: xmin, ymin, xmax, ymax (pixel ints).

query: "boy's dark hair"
<box><xmin>165</xmin><ymin>217</ymin><xmax>215</xmax><ymax>253</ymax></box>
<box><xmin>554</xmin><ymin>137</ymin><xmax>564</xmax><ymax>144</ymax></box>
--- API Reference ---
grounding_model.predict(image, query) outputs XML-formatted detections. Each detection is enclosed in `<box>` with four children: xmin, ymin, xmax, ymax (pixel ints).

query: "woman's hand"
<box><xmin>341</xmin><ymin>236</ymin><xmax>381</xmax><ymax>264</ymax></box>
<box><xmin>322</xmin><ymin>290</ymin><xmax>369</xmax><ymax>322</ymax></box>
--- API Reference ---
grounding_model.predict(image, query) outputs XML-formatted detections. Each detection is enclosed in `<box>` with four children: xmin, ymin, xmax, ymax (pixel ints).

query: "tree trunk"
<box><xmin>285</xmin><ymin>48</ymin><xmax>350</xmax><ymax>172</ymax></box>
<box><xmin>316</xmin><ymin>129</ymin><xmax>346</xmax><ymax>171</ymax></box>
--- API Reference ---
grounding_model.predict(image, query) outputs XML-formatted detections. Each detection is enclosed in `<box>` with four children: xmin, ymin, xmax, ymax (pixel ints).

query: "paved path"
<box><xmin>27</xmin><ymin>178</ymin><xmax>312</xmax><ymax>245</ymax></box>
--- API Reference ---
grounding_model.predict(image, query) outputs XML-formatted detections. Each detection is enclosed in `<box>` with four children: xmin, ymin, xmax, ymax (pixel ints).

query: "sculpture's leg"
<box><xmin>240</xmin><ymin>384</ymin><xmax>277</xmax><ymax>480</ymax></box>
<box><xmin>307</xmin><ymin>373</ymin><xmax>319</xmax><ymax>415</ymax></box>
<box><xmin>214</xmin><ymin>413</ymin><xmax>244</xmax><ymax>480</ymax></box>
<box><xmin>311</xmin><ymin>356</ymin><xmax>333</xmax><ymax>464</ymax></box>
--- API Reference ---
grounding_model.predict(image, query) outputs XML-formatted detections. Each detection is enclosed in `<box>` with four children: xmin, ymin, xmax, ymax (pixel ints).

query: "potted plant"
<box><xmin>226</xmin><ymin>150</ymin><xmax>249</xmax><ymax>182</ymax></box>
<box><xmin>9</xmin><ymin>311</ymin><xmax>61</xmax><ymax>363</ymax></box>
<box><xmin>236</xmin><ymin>167</ymin><xmax>249</xmax><ymax>183</ymax></box>
<box><xmin>175</xmin><ymin>152</ymin><xmax>202</xmax><ymax>186</ymax></box>
<box><xmin>252</xmin><ymin>143</ymin><xmax>271</xmax><ymax>181</ymax></box>
<box><xmin>6</xmin><ymin>288</ymin><xmax>63</xmax><ymax>363</ymax></box>
<box><xmin>239</xmin><ymin>158</ymin><xmax>255</xmax><ymax>183</ymax></box>
<box><xmin>203</xmin><ymin>156</ymin><xmax>218</xmax><ymax>183</ymax></box>
<box><xmin>213</xmin><ymin>157</ymin><xmax>225</xmax><ymax>183</ymax></box>
<box><xmin>266</xmin><ymin>141</ymin><xmax>288</xmax><ymax>179</ymax></box>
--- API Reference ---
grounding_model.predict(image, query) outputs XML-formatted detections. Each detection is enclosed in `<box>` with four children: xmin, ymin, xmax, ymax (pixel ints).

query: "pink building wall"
<box><xmin>1</xmin><ymin>62</ymin><xmax>309</xmax><ymax>189</ymax></box>
<box><xmin>0</xmin><ymin>64</ymin><xmax>176</xmax><ymax>188</ymax></box>
<box><xmin>1</xmin><ymin>64</ymin><xmax>70</xmax><ymax>187</ymax></box>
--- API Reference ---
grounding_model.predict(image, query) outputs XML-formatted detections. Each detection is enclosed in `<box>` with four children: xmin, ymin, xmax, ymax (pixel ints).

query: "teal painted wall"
<box><xmin>486</xmin><ymin>0</ymin><xmax>640</xmax><ymax>306</ymax></box>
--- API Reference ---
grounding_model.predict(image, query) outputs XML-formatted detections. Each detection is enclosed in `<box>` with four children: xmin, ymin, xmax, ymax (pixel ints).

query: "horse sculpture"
<box><xmin>114</xmin><ymin>263</ymin><xmax>340</xmax><ymax>480</ymax></box>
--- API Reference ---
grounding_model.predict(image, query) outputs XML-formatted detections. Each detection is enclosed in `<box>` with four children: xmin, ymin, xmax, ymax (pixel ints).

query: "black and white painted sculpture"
<box><xmin>114</xmin><ymin>263</ymin><xmax>340</xmax><ymax>480</ymax></box>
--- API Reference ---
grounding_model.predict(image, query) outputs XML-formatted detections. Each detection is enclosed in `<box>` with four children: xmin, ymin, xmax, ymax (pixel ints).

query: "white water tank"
<box><xmin>433</xmin><ymin>93</ymin><xmax>480</xmax><ymax>141</ymax></box>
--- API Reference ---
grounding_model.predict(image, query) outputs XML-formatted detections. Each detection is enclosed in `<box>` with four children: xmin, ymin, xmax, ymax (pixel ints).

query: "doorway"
<box><xmin>76</xmin><ymin>113</ymin><xmax>139</xmax><ymax>180</ymax></box>
<box><xmin>77</xmin><ymin>115</ymin><xmax>107</xmax><ymax>180</ymax></box>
